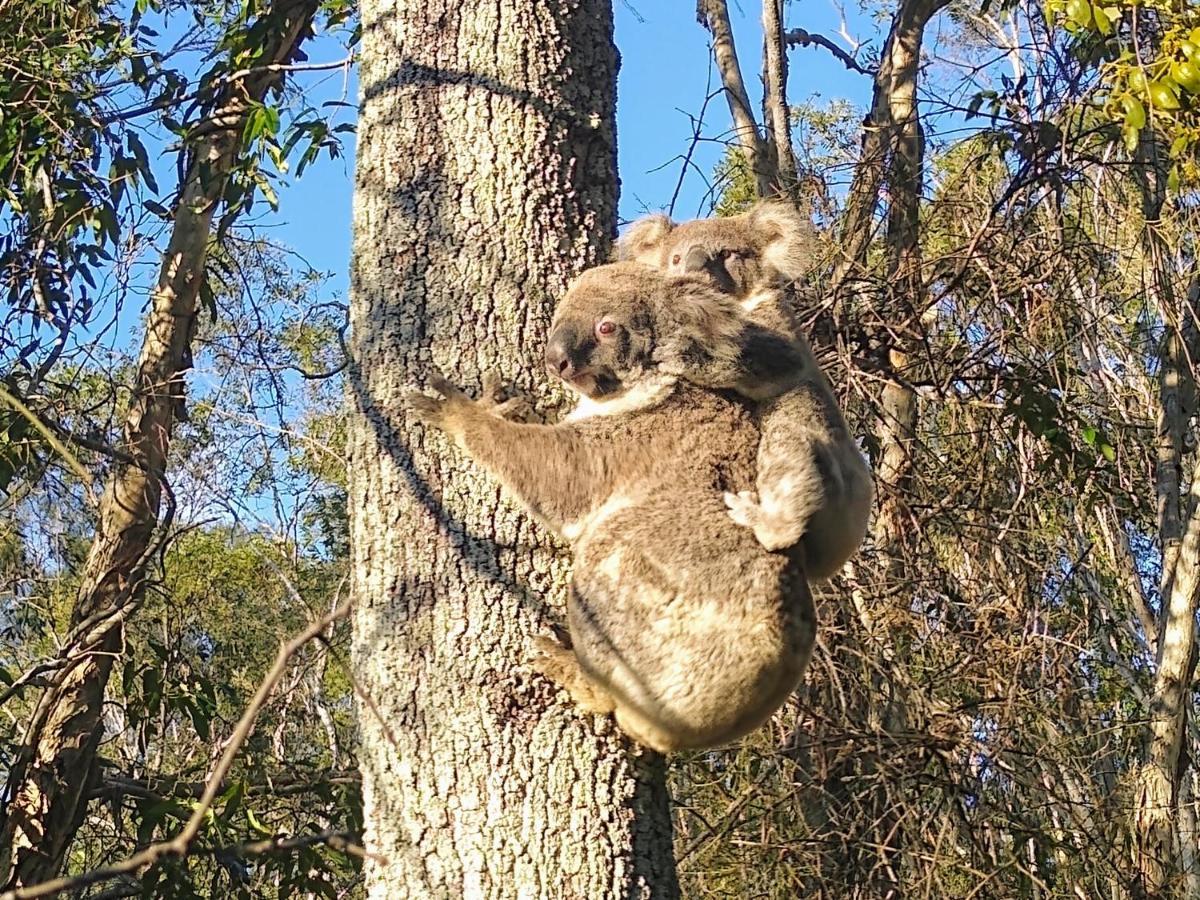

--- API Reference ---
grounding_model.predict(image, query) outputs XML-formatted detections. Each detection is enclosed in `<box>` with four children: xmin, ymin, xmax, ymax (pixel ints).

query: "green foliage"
<box><xmin>1043</xmin><ymin>0</ymin><xmax>1200</xmax><ymax>181</ymax></box>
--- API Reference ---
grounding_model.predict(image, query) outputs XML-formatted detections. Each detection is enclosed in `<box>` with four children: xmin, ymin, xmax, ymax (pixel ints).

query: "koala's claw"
<box><xmin>479</xmin><ymin>373</ymin><xmax>538</xmax><ymax>422</ymax></box>
<box><xmin>724</xmin><ymin>490</ymin><xmax>801</xmax><ymax>553</ymax></box>
<box><xmin>480</xmin><ymin>373</ymin><xmax>506</xmax><ymax>405</ymax></box>
<box><xmin>529</xmin><ymin>635</ymin><xmax>616</xmax><ymax>716</ymax></box>
<box><xmin>427</xmin><ymin>373</ymin><xmax>467</xmax><ymax>401</ymax></box>
<box><xmin>404</xmin><ymin>388</ymin><xmax>449</xmax><ymax>427</ymax></box>
<box><xmin>405</xmin><ymin>372</ymin><xmax>470</xmax><ymax>429</ymax></box>
<box><xmin>723</xmin><ymin>490</ymin><xmax>761</xmax><ymax>529</ymax></box>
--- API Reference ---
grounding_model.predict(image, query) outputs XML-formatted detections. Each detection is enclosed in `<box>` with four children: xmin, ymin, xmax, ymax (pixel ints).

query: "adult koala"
<box><xmin>406</xmin><ymin>262</ymin><xmax>814</xmax><ymax>753</ymax></box>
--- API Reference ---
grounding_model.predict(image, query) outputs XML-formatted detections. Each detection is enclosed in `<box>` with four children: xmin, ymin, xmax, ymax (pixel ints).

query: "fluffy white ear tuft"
<box><xmin>746</xmin><ymin>202</ymin><xmax>818</xmax><ymax>283</ymax></box>
<box><xmin>615</xmin><ymin>214</ymin><xmax>675</xmax><ymax>264</ymax></box>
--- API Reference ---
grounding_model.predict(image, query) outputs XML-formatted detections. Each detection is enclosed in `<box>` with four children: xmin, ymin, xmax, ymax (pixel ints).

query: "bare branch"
<box><xmin>784</xmin><ymin>27</ymin><xmax>873</xmax><ymax>76</ymax></box>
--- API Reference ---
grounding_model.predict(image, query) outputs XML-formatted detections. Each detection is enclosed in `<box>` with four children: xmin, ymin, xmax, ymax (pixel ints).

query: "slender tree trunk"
<box><xmin>697</xmin><ymin>0</ymin><xmax>776</xmax><ymax>197</ymax></box>
<box><xmin>0</xmin><ymin>2</ymin><xmax>320</xmax><ymax>887</ymax></box>
<box><xmin>348</xmin><ymin>2</ymin><xmax>678</xmax><ymax>896</ymax></box>
<box><xmin>1131</xmin><ymin>138</ymin><xmax>1200</xmax><ymax>898</ymax></box>
<box><xmin>761</xmin><ymin>0</ymin><xmax>797</xmax><ymax>191</ymax></box>
<box><xmin>1137</xmin><ymin>468</ymin><xmax>1200</xmax><ymax>897</ymax></box>
<box><xmin>813</xmin><ymin>0</ymin><xmax>944</xmax><ymax>894</ymax></box>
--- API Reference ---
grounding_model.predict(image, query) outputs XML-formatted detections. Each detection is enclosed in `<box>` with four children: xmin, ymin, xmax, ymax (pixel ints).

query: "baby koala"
<box><xmin>618</xmin><ymin>202</ymin><xmax>874</xmax><ymax>580</ymax></box>
<box><xmin>406</xmin><ymin>262</ymin><xmax>815</xmax><ymax>754</ymax></box>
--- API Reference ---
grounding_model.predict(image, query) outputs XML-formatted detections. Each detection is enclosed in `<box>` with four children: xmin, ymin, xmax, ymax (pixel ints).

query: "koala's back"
<box><xmin>567</xmin><ymin>383</ymin><xmax>815</xmax><ymax>750</ymax></box>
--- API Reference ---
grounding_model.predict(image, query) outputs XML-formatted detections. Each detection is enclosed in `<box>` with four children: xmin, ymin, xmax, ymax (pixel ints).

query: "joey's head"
<box><xmin>617</xmin><ymin>202</ymin><xmax>818</xmax><ymax>300</ymax></box>
<box><xmin>546</xmin><ymin>262</ymin><xmax>744</xmax><ymax>400</ymax></box>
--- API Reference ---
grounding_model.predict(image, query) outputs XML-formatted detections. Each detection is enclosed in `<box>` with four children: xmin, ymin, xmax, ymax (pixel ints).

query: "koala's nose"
<box><xmin>545</xmin><ymin>339</ymin><xmax>575</xmax><ymax>379</ymax></box>
<box><xmin>683</xmin><ymin>246</ymin><xmax>712</xmax><ymax>273</ymax></box>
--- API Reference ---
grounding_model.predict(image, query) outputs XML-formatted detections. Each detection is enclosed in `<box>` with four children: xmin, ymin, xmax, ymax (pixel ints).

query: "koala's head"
<box><xmin>545</xmin><ymin>262</ymin><xmax>743</xmax><ymax>400</ymax></box>
<box><xmin>616</xmin><ymin>202</ymin><xmax>817</xmax><ymax>300</ymax></box>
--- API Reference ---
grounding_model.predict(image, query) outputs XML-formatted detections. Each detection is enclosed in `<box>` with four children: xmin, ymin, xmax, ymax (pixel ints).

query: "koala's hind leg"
<box><xmin>530</xmin><ymin>636</ymin><xmax>617</xmax><ymax>715</ymax></box>
<box><xmin>613</xmin><ymin>705</ymin><xmax>682</xmax><ymax>755</ymax></box>
<box><xmin>530</xmin><ymin>637</ymin><xmax>677</xmax><ymax>753</ymax></box>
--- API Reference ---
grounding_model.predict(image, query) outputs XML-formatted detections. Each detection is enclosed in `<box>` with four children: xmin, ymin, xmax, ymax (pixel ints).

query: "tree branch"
<box><xmin>696</xmin><ymin>0</ymin><xmax>776</xmax><ymax>197</ymax></box>
<box><xmin>784</xmin><ymin>27</ymin><xmax>873</xmax><ymax>76</ymax></box>
<box><xmin>762</xmin><ymin>0</ymin><xmax>798</xmax><ymax>190</ymax></box>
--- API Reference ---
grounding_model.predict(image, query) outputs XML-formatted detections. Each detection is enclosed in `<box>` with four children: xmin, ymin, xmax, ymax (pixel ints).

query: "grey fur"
<box><xmin>617</xmin><ymin>203</ymin><xmax>874</xmax><ymax>579</ymax></box>
<box><xmin>405</xmin><ymin>263</ymin><xmax>815</xmax><ymax>753</ymax></box>
<box><xmin>617</xmin><ymin>201</ymin><xmax>818</xmax><ymax>290</ymax></box>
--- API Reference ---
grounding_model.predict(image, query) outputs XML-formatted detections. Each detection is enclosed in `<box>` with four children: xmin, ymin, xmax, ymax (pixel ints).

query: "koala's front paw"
<box><xmin>403</xmin><ymin>373</ymin><xmax>472</xmax><ymax>430</ymax></box>
<box><xmin>479</xmin><ymin>373</ymin><xmax>539</xmax><ymax>423</ymax></box>
<box><xmin>724</xmin><ymin>491</ymin><xmax>798</xmax><ymax>552</ymax></box>
<box><xmin>724</xmin><ymin>490</ymin><xmax>762</xmax><ymax>529</ymax></box>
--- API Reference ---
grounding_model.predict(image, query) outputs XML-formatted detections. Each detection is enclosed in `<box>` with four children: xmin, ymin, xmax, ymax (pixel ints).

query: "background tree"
<box><xmin>0</xmin><ymin>0</ymin><xmax>358</xmax><ymax>893</ymax></box>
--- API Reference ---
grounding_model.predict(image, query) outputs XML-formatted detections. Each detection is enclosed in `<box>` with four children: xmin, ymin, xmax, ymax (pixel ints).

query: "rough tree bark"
<box><xmin>0</xmin><ymin>1</ymin><xmax>321</xmax><ymax>888</ymax></box>
<box><xmin>348</xmin><ymin>1</ymin><xmax>678</xmax><ymax>896</ymax></box>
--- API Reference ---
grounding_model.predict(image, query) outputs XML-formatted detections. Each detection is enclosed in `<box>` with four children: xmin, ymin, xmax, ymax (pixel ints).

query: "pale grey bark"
<box><xmin>1137</xmin><ymin>456</ymin><xmax>1200</xmax><ymax>896</ymax></box>
<box><xmin>348</xmin><ymin>1</ymin><xmax>677</xmax><ymax>897</ymax></box>
<box><xmin>761</xmin><ymin>0</ymin><xmax>797</xmax><ymax>190</ymax></box>
<box><xmin>0</xmin><ymin>2</ymin><xmax>320</xmax><ymax>887</ymax></box>
<box><xmin>697</xmin><ymin>0</ymin><xmax>775</xmax><ymax>198</ymax></box>
<box><xmin>1131</xmin><ymin>142</ymin><xmax>1200</xmax><ymax>898</ymax></box>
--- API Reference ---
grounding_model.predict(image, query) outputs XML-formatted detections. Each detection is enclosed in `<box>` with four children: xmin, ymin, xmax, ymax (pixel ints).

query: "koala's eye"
<box><xmin>596</xmin><ymin>320</ymin><xmax>617</xmax><ymax>338</ymax></box>
<box><xmin>670</xmin><ymin>253</ymin><xmax>682</xmax><ymax>265</ymax></box>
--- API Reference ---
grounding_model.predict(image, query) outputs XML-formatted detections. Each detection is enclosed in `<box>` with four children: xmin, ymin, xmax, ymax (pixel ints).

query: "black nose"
<box><xmin>545</xmin><ymin>339</ymin><xmax>575</xmax><ymax>379</ymax></box>
<box><xmin>683</xmin><ymin>246</ymin><xmax>712</xmax><ymax>273</ymax></box>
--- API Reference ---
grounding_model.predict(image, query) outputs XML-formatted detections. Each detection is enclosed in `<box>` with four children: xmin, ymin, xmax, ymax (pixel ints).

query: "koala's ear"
<box><xmin>746</xmin><ymin>202</ymin><xmax>818</xmax><ymax>283</ymax></box>
<box><xmin>661</xmin><ymin>281</ymin><xmax>745</xmax><ymax>350</ymax></box>
<box><xmin>615</xmin><ymin>213</ymin><xmax>675</xmax><ymax>264</ymax></box>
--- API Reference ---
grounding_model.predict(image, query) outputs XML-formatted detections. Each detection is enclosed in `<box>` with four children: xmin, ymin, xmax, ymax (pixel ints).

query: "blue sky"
<box><xmin>272</xmin><ymin>0</ymin><xmax>878</xmax><ymax>298</ymax></box>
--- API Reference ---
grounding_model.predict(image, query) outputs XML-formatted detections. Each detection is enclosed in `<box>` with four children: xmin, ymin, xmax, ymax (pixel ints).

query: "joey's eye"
<box><xmin>596</xmin><ymin>320</ymin><xmax>617</xmax><ymax>338</ymax></box>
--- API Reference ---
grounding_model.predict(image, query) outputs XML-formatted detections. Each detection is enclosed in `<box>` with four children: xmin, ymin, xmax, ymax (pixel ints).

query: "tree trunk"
<box><xmin>833</xmin><ymin>0</ymin><xmax>946</xmax><ymax>290</ymax></box>
<box><xmin>813</xmin><ymin>0</ymin><xmax>944</xmax><ymax>894</ymax></box>
<box><xmin>347</xmin><ymin>2</ymin><xmax>678</xmax><ymax>897</ymax></box>
<box><xmin>1132</xmin><ymin>138</ymin><xmax>1200</xmax><ymax>899</ymax></box>
<box><xmin>1137</xmin><ymin>461</ymin><xmax>1200</xmax><ymax>896</ymax></box>
<box><xmin>697</xmin><ymin>0</ymin><xmax>776</xmax><ymax>197</ymax></box>
<box><xmin>761</xmin><ymin>0</ymin><xmax>797</xmax><ymax>191</ymax></box>
<box><xmin>0</xmin><ymin>2</ymin><xmax>320</xmax><ymax>888</ymax></box>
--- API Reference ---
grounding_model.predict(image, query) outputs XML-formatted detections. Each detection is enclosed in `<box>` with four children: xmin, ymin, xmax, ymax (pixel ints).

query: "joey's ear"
<box><xmin>615</xmin><ymin>213</ymin><xmax>675</xmax><ymax>264</ymax></box>
<box><xmin>652</xmin><ymin>281</ymin><xmax>747</xmax><ymax>383</ymax></box>
<box><xmin>746</xmin><ymin>202</ymin><xmax>819</xmax><ymax>283</ymax></box>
